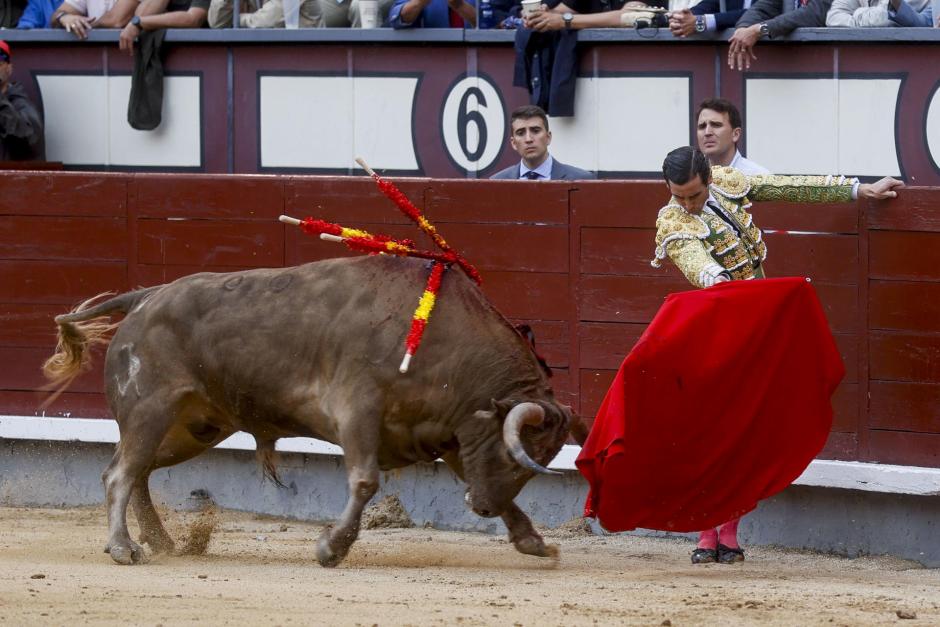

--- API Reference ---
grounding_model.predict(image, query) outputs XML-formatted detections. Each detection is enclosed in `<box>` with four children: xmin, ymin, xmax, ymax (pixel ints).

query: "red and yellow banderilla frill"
<box><xmin>279</xmin><ymin>158</ymin><xmax>480</xmax><ymax>373</ymax></box>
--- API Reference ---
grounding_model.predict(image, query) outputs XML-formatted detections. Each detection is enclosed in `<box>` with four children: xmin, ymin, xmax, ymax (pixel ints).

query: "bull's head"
<box><xmin>456</xmin><ymin>398</ymin><xmax>574</xmax><ymax>518</ymax></box>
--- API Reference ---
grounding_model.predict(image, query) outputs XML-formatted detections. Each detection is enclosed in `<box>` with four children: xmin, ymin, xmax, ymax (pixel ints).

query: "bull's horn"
<box><xmin>503</xmin><ymin>402</ymin><xmax>561</xmax><ymax>476</ymax></box>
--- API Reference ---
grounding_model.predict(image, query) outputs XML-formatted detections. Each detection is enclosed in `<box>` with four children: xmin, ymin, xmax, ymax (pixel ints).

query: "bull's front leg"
<box><xmin>316</xmin><ymin>418</ymin><xmax>380</xmax><ymax>568</ymax></box>
<box><xmin>501</xmin><ymin>502</ymin><xmax>559</xmax><ymax>559</ymax></box>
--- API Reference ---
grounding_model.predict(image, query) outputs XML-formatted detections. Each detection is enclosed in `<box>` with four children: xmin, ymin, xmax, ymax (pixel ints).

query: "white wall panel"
<box><xmin>838</xmin><ymin>79</ymin><xmax>901</xmax><ymax>177</ymax></box>
<box><xmin>748</xmin><ymin>78</ymin><xmax>901</xmax><ymax>176</ymax></box>
<box><xmin>38</xmin><ymin>75</ymin><xmax>202</xmax><ymax>168</ymax></box>
<box><xmin>550</xmin><ymin>76</ymin><xmax>690</xmax><ymax>173</ymax></box>
<box><xmin>926</xmin><ymin>87</ymin><xmax>940</xmax><ymax>174</ymax></box>
<box><xmin>37</xmin><ymin>75</ymin><xmax>109</xmax><ymax>165</ymax></box>
<box><xmin>747</xmin><ymin>79</ymin><xmax>839</xmax><ymax>175</ymax></box>
<box><xmin>260</xmin><ymin>75</ymin><xmax>419</xmax><ymax>170</ymax></box>
<box><xmin>107</xmin><ymin>76</ymin><xmax>202</xmax><ymax>167</ymax></box>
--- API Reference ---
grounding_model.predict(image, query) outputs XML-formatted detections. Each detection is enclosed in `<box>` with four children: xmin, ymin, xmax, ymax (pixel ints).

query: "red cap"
<box><xmin>0</xmin><ymin>41</ymin><xmax>10</xmax><ymax>62</ymax></box>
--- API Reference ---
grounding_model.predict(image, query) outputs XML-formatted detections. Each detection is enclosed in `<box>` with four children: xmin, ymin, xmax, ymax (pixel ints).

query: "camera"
<box><xmin>635</xmin><ymin>12</ymin><xmax>670</xmax><ymax>28</ymax></box>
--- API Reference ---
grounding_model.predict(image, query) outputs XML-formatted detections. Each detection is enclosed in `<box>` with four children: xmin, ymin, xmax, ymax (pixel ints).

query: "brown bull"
<box><xmin>44</xmin><ymin>255</ymin><xmax>585</xmax><ymax>567</ymax></box>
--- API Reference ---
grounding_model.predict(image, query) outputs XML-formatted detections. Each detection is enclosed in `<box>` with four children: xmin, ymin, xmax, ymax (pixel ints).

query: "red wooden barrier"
<box><xmin>1</xmin><ymin>172</ymin><xmax>937</xmax><ymax>468</ymax></box>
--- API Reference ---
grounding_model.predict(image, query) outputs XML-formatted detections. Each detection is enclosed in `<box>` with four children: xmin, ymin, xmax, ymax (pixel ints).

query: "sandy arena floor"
<box><xmin>0</xmin><ymin>506</ymin><xmax>937</xmax><ymax>626</ymax></box>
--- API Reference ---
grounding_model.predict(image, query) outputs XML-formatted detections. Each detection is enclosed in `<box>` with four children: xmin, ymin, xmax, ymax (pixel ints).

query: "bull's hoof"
<box><xmin>315</xmin><ymin>530</ymin><xmax>344</xmax><ymax>568</ymax></box>
<box><xmin>141</xmin><ymin>532</ymin><xmax>175</xmax><ymax>555</ymax></box>
<box><xmin>108</xmin><ymin>542</ymin><xmax>144</xmax><ymax>565</ymax></box>
<box><xmin>513</xmin><ymin>535</ymin><xmax>560</xmax><ymax>559</ymax></box>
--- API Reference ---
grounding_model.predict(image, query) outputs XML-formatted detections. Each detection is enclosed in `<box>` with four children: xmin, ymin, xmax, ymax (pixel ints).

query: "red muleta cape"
<box><xmin>575</xmin><ymin>277</ymin><xmax>845</xmax><ymax>533</ymax></box>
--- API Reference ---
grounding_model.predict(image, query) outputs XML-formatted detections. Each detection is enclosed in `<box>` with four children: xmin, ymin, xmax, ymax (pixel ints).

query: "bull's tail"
<box><xmin>255</xmin><ymin>438</ymin><xmax>286</xmax><ymax>488</ymax></box>
<box><xmin>42</xmin><ymin>287</ymin><xmax>163</xmax><ymax>401</ymax></box>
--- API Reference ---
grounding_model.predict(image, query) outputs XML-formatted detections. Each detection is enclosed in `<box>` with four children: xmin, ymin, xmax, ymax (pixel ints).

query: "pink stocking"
<box><xmin>718</xmin><ymin>518</ymin><xmax>741</xmax><ymax>549</ymax></box>
<box><xmin>697</xmin><ymin>527</ymin><xmax>718</xmax><ymax>550</ymax></box>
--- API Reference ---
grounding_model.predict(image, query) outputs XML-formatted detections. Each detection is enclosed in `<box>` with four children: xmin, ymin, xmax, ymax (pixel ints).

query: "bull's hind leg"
<box><xmin>130</xmin><ymin>474</ymin><xmax>175</xmax><ymax>554</ymax></box>
<box><xmin>316</xmin><ymin>413</ymin><xmax>380</xmax><ymax>568</ymax></box>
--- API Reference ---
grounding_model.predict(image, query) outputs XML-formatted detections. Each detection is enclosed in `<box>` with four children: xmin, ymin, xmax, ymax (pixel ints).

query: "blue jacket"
<box><xmin>691</xmin><ymin>0</ymin><xmax>746</xmax><ymax>30</ymax></box>
<box><xmin>17</xmin><ymin>0</ymin><xmax>63</xmax><ymax>28</ymax></box>
<box><xmin>389</xmin><ymin>0</ymin><xmax>477</xmax><ymax>29</ymax></box>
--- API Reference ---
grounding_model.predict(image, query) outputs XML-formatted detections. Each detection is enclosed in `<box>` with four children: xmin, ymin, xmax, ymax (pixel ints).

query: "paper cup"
<box><xmin>521</xmin><ymin>0</ymin><xmax>540</xmax><ymax>17</ymax></box>
<box><xmin>358</xmin><ymin>0</ymin><xmax>379</xmax><ymax>28</ymax></box>
<box><xmin>283</xmin><ymin>0</ymin><xmax>300</xmax><ymax>29</ymax></box>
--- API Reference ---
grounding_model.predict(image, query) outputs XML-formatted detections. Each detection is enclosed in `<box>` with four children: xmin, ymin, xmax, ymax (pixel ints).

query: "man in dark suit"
<box><xmin>728</xmin><ymin>0</ymin><xmax>832</xmax><ymax>70</ymax></box>
<box><xmin>490</xmin><ymin>105</ymin><xmax>595</xmax><ymax>180</ymax></box>
<box><xmin>667</xmin><ymin>0</ymin><xmax>750</xmax><ymax>37</ymax></box>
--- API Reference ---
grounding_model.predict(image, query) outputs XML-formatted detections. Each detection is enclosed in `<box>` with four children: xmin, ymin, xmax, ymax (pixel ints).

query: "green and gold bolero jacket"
<box><xmin>652</xmin><ymin>166</ymin><xmax>857</xmax><ymax>288</ymax></box>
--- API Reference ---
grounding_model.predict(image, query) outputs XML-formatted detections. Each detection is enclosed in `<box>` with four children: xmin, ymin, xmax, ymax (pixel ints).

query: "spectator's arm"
<box><xmin>888</xmin><ymin>0</ymin><xmax>934</xmax><ymax>25</ymax></box>
<box><xmin>825</xmin><ymin>0</ymin><xmax>859</xmax><ymax>26</ymax></box>
<box><xmin>389</xmin><ymin>0</ymin><xmax>432</xmax><ymax>27</ymax></box>
<box><xmin>136</xmin><ymin>6</ymin><xmax>208</xmax><ymax>27</ymax></box>
<box><xmin>16</xmin><ymin>0</ymin><xmax>49</xmax><ymax>28</ymax></box>
<box><xmin>51</xmin><ymin>1</ymin><xmax>81</xmax><ymax>27</ymax></box>
<box><xmin>759</xmin><ymin>0</ymin><xmax>832</xmax><ymax>37</ymax></box>
<box><xmin>525</xmin><ymin>7</ymin><xmax>621</xmax><ymax>30</ymax></box>
<box><xmin>95</xmin><ymin>0</ymin><xmax>139</xmax><ymax>27</ymax></box>
<box><xmin>450</xmin><ymin>0</ymin><xmax>476</xmax><ymax>25</ymax></box>
<box><xmin>734</xmin><ymin>0</ymin><xmax>781</xmax><ymax>28</ymax></box>
<box><xmin>52</xmin><ymin>2</ymin><xmax>97</xmax><ymax>38</ymax></box>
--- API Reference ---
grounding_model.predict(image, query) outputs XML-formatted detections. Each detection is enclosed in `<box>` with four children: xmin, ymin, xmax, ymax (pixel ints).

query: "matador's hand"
<box><xmin>858</xmin><ymin>176</ymin><xmax>905</xmax><ymax>200</ymax></box>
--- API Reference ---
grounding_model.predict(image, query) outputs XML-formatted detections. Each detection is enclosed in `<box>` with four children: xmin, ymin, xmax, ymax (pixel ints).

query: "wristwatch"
<box><xmin>562</xmin><ymin>12</ymin><xmax>573</xmax><ymax>29</ymax></box>
<box><xmin>694</xmin><ymin>15</ymin><xmax>706</xmax><ymax>33</ymax></box>
<box><xmin>131</xmin><ymin>15</ymin><xmax>142</xmax><ymax>28</ymax></box>
<box><xmin>758</xmin><ymin>22</ymin><xmax>770</xmax><ymax>37</ymax></box>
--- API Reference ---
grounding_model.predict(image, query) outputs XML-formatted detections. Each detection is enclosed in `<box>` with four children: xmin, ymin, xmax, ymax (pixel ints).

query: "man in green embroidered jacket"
<box><xmin>653</xmin><ymin>146</ymin><xmax>903</xmax><ymax>289</ymax></box>
<box><xmin>651</xmin><ymin>145</ymin><xmax>903</xmax><ymax>564</ymax></box>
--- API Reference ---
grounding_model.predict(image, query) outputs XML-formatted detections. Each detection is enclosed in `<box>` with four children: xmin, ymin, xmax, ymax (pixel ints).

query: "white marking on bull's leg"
<box><xmin>102</xmin><ymin>463</ymin><xmax>144</xmax><ymax>564</ymax></box>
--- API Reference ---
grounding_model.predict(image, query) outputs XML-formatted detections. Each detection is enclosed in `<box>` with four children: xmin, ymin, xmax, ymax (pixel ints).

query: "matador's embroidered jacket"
<box><xmin>652</xmin><ymin>166</ymin><xmax>857</xmax><ymax>288</ymax></box>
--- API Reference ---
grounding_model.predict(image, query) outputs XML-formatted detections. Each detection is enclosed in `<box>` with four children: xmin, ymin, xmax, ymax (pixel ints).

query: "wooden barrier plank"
<box><xmin>0</xmin><ymin>391</ymin><xmax>110</xmax><ymax>419</ymax></box>
<box><xmin>761</xmin><ymin>233</ymin><xmax>857</xmax><ymax>284</ymax></box>
<box><xmin>0</xmin><ymin>304</ymin><xmax>63</xmax><ymax>347</ymax></box>
<box><xmin>137</xmin><ymin>219</ymin><xmax>285</xmax><ymax>267</ymax></box>
<box><xmin>0</xmin><ymin>216</ymin><xmax>126</xmax><ymax>262</ymax></box>
<box><xmin>580</xmin><ymin>275</ymin><xmax>681</xmax><ymax>324</ymax></box>
<box><xmin>0</xmin><ymin>173</ymin><xmax>126</xmax><ymax>217</ymax></box>
<box><xmin>870</xmin><ymin>231</ymin><xmax>940</xmax><ymax>281</ymax></box>
<box><xmin>868</xmin><ymin>431</ymin><xmax>940</xmax><ymax>467</ymax></box>
<box><xmin>580</xmin><ymin>227</ymin><xmax>661</xmax><ymax>276</ymax></box>
<box><xmin>288</xmin><ymin>177</ymin><xmax>430</xmax><ymax>225</ymax></box>
<box><xmin>579</xmin><ymin>368</ymin><xmax>617</xmax><ymax>426</ymax></box>
<box><xmin>426</xmin><ymin>180</ymin><xmax>570</xmax><ymax>225</ymax></box>
<box><xmin>480</xmin><ymin>271</ymin><xmax>570</xmax><ymax>321</ymax></box>
<box><xmin>812</xmin><ymin>283</ymin><xmax>857</xmax><ymax>335</ymax></box>
<box><xmin>134</xmin><ymin>175</ymin><xmax>286</xmax><ymax>220</ymax></box>
<box><xmin>867</xmin><ymin>189</ymin><xmax>940</xmax><ymax>233</ymax></box>
<box><xmin>869</xmin><ymin>381</ymin><xmax>940</xmax><ymax>433</ymax></box>
<box><xmin>1</xmin><ymin>346</ymin><xmax>104</xmax><ymax>394</ymax></box>
<box><xmin>509</xmin><ymin>319</ymin><xmax>569</xmax><ymax>369</ymax></box>
<box><xmin>870</xmin><ymin>332</ymin><xmax>940</xmax><ymax>384</ymax></box>
<box><xmin>869</xmin><ymin>281</ymin><xmax>940</xmax><ymax>333</ymax></box>
<box><xmin>754</xmin><ymin>202</ymin><xmax>858</xmax><ymax>234</ymax></box>
<box><xmin>571</xmin><ymin>182</ymin><xmax>663</xmax><ymax>228</ymax></box>
<box><xmin>819</xmin><ymin>431</ymin><xmax>858</xmax><ymax>461</ymax></box>
<box><xmin>0</xmin><ymin>260</ymin><xmax>126</xmax><ymax>304</ymax></box>
<box><xmin>831</xmin><ymin>383</ymin><xmax>858</xmax><ymax>433</ymax></box>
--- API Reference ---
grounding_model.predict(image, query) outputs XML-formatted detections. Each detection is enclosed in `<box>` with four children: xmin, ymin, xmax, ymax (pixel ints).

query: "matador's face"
<box><xmin>666</xmin><ymin>175</ymin><xmax>711</xmax><ymax>215</ymax></box>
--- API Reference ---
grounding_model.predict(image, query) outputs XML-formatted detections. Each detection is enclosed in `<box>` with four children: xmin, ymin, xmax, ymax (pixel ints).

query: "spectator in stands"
<box><xmin>728</xmin><ymin>0</ymin><xmax>833</xmax><ymax>71</ymax></box>
<box><xmin>320</xmin><ymin>0</ymin><xmax>394</xmax><ymax>27</ymax></box>
<box><xmin>667</xmin><ymin>0</ymin><xmax>751</xmax><ymax>37</ymax></box>
<box><xmin>696</xmin><ymin>98</ymin><xmax>769</xmax><ymax>175</ymax></box>
<box><xmin>0</xmin><ymin>41</ymin><xmax>45</xmax><ymax>162</ymax></box>
<box><xmin>51</xmin><ymin>0</ymin><xmax>138</xmax><ymax>37</ymax></box>
<box><xmin>17</xmin><ymin>0</ymin><xmax>64</xmax><ymax>27</ymax></box>
<box><xmin>208</xmin><ymin>0</ymin><xmax>319</xmax><ymax>27</ymax></box>
<box><xmin>826</xmin><ymin>0</ymin><xmax>931</xmax><ymax>26</ymax></box>
<box><xmin>388</xmin><ymin>0</ymin><xmax>476</xmax><ymax>27</ymax></box>
<box><xmin>490</xmin><ymin>105</ymin><xmax>595</xmax><ymax>180</ymax></box>
<box><xmin>119</xmin><ymin>0</ymin><xmax>209</xmax><ymax>55</ymax></box>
